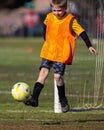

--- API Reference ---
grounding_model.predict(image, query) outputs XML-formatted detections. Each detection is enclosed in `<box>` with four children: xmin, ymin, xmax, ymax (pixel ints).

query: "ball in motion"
<box><xmin>11</xmin><ymin>82</ymin><xmax>31</xmax><ymax>101</ymax></box>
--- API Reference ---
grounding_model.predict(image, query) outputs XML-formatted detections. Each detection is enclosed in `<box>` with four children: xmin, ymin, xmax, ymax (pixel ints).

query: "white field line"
<box><xmin>0</xmin><ymin>91</ymin><xmax>103</xmax><ymax>98</ymax></box>
<box><xmin>0</xmin><ymin>91</ymin><xmax>10</xmax><ymax>94</ymax></box>
<box><xmin>0</xmin><ymin>110</ymin><xmax>27</xmax><ymax>113</ymax></box>
<box><xmin>0</xmin><ymin>109</ymin><xmax>53</xmax><ymax>113</ymax></box>
<box><xmin>0</xmin><ymin>109</ymin><xmax>104</xmax><ymax>124</ymax></box>
<box><xmin>0</xmin><ymin>108</ymin><xmax>104</xmax><ymax>114</ymax></box>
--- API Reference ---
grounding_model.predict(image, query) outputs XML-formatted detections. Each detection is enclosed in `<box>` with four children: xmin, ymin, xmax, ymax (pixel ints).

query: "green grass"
<box><xmin>0</xmin><ymin>37</ymin><xmax>104</xmax><ymax>130</ymax></box>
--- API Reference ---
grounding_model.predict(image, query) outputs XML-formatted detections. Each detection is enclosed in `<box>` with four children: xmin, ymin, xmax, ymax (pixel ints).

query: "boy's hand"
<box><xmin>89</xmin><ymin>46</ymin><xmax>98</xmax><ymax>55</ymax></box>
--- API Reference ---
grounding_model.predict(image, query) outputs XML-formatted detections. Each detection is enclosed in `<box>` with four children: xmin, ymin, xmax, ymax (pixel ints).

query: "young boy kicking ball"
<box><xmin>24</xmin><ymin>0</ymin><xmax>97</xmax><ymax>113</ymax></box>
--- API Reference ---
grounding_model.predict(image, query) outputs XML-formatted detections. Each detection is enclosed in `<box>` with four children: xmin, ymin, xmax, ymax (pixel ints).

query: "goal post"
<box><xmin>54</xmin><ymin>79</ymin><xmax>62</xmax><ymax>113</ymax></box>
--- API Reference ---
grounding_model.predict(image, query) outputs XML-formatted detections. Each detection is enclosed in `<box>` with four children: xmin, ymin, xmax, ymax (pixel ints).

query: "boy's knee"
<box><xmin>54</xmin><ymin>74</ymin><xmax>63</xmax><ymax>84</ymax></box>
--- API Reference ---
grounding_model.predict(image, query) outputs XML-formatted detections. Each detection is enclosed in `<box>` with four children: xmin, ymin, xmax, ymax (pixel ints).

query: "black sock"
<box><xmin>32</xmin><ymin>82</ymin><xmax>44</xmax><ymax>100</ymax></box>
<box><xmin>57</xmin><ymin>84</ymin><xmax>66</xmax><ymax>101</ymax></box>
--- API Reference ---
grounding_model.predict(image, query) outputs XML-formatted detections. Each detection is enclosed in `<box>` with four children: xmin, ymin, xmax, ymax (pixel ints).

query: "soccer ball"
<box><xmin>11</xmin><ymin>82</ymin><xmax>31</xmax><ymax>101</ymax></box>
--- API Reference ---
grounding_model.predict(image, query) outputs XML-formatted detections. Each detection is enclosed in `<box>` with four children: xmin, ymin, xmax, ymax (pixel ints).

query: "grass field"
<box><xmin>0</xmin><ymin>37</ymin><xmax>104</xmax><ymax>130</ymax></box>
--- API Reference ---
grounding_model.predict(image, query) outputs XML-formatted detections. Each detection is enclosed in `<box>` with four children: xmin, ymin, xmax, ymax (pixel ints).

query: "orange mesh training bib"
<box><xmin>40</xmin><ymin>13</ymin><xmax>76</xmax><ymax>65</ymax></box>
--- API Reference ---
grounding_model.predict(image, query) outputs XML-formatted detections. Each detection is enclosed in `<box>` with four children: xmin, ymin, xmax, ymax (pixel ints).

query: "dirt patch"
<box><xmin>0</xmin><ymin>121</ymin><xmax>104</xmax><ymax>130</ymax></box>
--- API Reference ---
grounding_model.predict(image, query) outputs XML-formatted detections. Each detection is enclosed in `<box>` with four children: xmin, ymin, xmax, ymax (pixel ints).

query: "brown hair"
<box><xmin>50</xmin><ymin>0</ymin><xmax>67</xmax><ymax>9</ymax></box>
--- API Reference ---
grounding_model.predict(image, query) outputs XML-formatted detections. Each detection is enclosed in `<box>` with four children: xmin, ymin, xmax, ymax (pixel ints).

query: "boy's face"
<box><xmin>51</xmin><ymin>5</ymin><xmax>66</xmax><ymax>19</ymax></box>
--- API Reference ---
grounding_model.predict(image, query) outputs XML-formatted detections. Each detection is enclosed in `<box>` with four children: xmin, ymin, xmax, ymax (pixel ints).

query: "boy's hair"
<box><xmin>50</xmin><ymin>0</ymin><xmax>67</xmax><ymax>9</ymax></box>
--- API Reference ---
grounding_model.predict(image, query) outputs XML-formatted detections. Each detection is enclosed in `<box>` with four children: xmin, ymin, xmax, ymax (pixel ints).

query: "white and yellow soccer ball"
<box><xmin>11</xmin><ymin>82</ymin><xmax>31</xmax><ymax>101</ymax></box>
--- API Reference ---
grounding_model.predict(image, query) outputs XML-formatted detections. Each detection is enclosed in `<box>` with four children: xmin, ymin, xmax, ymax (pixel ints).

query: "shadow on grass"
<box><xmin>70</xmin><ymin>107</ymin><xmax>104</xmax><ymax>112</ymax></box>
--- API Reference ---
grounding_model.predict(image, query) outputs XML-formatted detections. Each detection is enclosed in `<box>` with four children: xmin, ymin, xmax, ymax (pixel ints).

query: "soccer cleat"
<box><xmin>60</xmin><ymin>98</ymin><xmax>70</xmax><ymax>113</ymax></box>
<box><xmin>23</xmin><ymin>98</ymin><xmax>38</xmax><ymax>107</ymax></box>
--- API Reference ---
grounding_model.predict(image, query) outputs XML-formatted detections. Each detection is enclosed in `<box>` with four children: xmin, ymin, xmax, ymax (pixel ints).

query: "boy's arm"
<box><xmin>72</xmin><ymin>18</ymin><xmax>97</xmax><ymax>54</ymax></box>
<box><xmin>80</xmin><ymin>31</ymin><xmax>92</xmax><ymax>48</ymax></box>
<box><xmin>80</xmin><ymin>31</ymin><xmax>97</xmax><ymax>54</ymax></box>
<box><xmin>43</xmin><ymin>24</ymin><xmax>46</xmax><ymax>40</ymax></box>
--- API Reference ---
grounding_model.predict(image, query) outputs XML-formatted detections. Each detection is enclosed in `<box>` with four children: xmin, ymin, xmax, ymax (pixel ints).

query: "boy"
<box><xmin>24</xmin><ymin>0</ymin><xmax>97</xmax><ymax>113</ymax></box>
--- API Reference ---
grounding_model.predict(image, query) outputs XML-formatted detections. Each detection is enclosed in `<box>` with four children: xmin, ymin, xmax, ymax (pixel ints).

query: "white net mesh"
<box><xmin>64</xmin><ymin>0</ymin><xmax>104</xmax><ymax>110</ymax></box>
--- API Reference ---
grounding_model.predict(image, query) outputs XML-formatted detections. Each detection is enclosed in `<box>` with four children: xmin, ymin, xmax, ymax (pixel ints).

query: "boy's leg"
<box><xmin>24</xmin><ymin>59</ymin><xmax>50</xmax><ymax>107</ymax></box>
<box><xmin>57</xmin><ymin>84</ymin><xmax>65</xmax><ymax>100</ymax></box>
<box><xmin>24</xmin><ymin>82</ymin><xmax>44</xmax><ymax>107</ymax></box>
<box><xmin>53</xmin><ymin>62</ymin><xmax>70</xmax><ymax>112</ymax></box>
<box><xmin>32</xmin><ymin>82</ymin><xmax>44</xmax><ymax>101</ymax></box>
<box><xmin>57</xmin><ymin>84</ymin><xmax>70</xmax><ymax>112</ymax></box>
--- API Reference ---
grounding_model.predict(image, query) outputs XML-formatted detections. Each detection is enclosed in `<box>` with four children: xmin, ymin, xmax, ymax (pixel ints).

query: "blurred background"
<box><xmin>0</xmin><ymin>0</ymin><xmax>104</xmax><ymax>110</ymax></box>
<box><xmin>0</xmin><ymin>0</ymin><xmax>103</xmax><ymax>38</ymax></box>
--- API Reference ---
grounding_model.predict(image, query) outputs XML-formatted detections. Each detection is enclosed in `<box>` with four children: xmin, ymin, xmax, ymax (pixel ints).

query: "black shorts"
<box><xmin>40</xmin><ymin>58</ymin><xmax>65</xmax><ymax>76</ymax></box>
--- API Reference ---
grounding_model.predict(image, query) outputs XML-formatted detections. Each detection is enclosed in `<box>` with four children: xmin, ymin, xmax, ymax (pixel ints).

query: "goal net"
<box><xmin>54</xmin><ymin>0</ymin><xmax>104</xmax><ymax>112</ymax></box>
